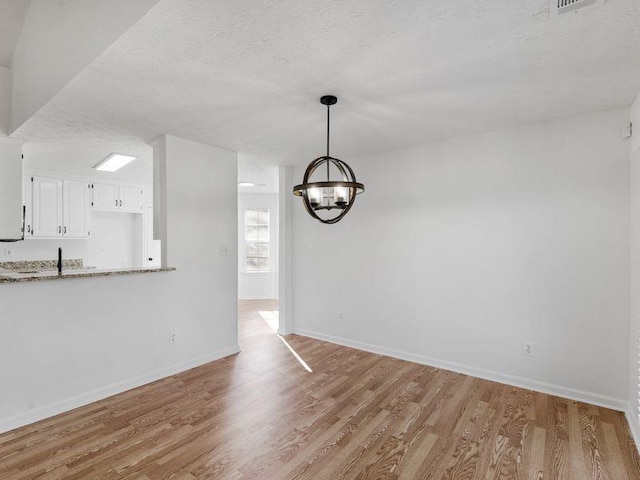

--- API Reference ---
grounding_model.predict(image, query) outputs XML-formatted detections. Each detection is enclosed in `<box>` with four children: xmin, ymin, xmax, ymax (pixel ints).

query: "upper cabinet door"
<box><xmin>92</xmin><ymin>183</ymin><xmax>119</xmax><ymax>211</ymax></box>
<box><xmin>119</xmin><ymin>186</ymin><xmax>142</xmax><ymax>213</ymax></box>
<box><xmin>32</xmin><ymin>176</ymin><xmax>62</xmax><ymax>237</ymax></box>
<box><xmin>63</xmin><ymin>180</ymin><xmax>90</xmax><ymax>238</ymax></box>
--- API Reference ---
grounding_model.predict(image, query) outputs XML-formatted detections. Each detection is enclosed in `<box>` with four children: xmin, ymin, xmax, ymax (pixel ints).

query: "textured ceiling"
<box><xmin>12</xmin><ymin>0</ymin><xmax>640</xmax><ymax>189</ymax></box>
<box><xmin>0</xmin><ymin>0</ymin><xmax>30</xmax><ymax>67</ymax></box>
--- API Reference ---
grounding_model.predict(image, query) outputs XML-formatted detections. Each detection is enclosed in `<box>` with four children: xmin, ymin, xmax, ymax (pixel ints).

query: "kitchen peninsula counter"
<box><xmin>0</xmin><ymin>266</ymin><xmax>176</xmax><ymax>283</ymax></box>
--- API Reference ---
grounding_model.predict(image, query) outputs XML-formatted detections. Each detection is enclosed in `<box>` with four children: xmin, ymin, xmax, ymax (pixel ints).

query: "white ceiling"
<box><xmin>0</xmin><ymin>0</ymin><xmax>30</xmax><ymax>67</ymax></box>
<box><xmin>11</xmin><ymin>0</ymin><xmax>640</xmax><ymax>190</ymax></box>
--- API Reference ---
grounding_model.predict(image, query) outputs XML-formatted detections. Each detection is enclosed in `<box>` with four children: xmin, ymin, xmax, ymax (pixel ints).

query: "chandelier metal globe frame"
<box><xmin>293</xmin><ymin>95</ymin><xmax>364</xmax><ymax>224</ymax></box>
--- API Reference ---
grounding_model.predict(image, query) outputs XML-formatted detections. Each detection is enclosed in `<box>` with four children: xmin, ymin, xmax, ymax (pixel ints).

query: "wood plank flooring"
<box><xmin>1</xmin><ymin>298</ymin><xmax>639</xmax><ymax>479</ymax></box>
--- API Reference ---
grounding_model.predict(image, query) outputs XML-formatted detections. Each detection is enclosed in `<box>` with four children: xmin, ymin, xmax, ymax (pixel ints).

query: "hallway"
<box><xmin>238</xmin><ymin>298</ymin><xmax>279</xmax><ymax>343</ymax></box>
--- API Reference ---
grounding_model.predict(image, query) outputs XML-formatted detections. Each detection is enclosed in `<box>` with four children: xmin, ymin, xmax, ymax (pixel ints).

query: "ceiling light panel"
<box><xmin>95</xmin><ymin>153</ymin><xmax>137</xmax><ymax>172</ymax></box>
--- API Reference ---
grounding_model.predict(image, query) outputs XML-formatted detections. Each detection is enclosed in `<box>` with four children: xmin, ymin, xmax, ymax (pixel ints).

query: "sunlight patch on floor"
<box><xmin>277</xmin><ymin>335</ymin><xmax>313</xmax><ymax>373</ymax></box>
<box><xmin>258</xmin><ymin>310</ymin><xmax>279</xmax><ymax>331</ymax></box>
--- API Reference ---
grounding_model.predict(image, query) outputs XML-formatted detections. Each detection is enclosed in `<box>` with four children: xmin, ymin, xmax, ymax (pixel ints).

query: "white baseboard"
<box><xmin>293</xmin><ymin>328</ymin><xmax>627</xmax><ymax>412</ymax></box>
<box><xmin>238</xmin><ymin>296</ymin><xmax>279</xmax><ymax>301</ymax></box>
<box><xmin>0</xmin><ymin>345</ymin><xmax>240</xmax><ymax>435</ymax></box>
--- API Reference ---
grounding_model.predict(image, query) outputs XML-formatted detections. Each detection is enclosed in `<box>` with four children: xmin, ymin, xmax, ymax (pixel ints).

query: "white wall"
<box><xmin>629</xmin><ymin>94</ymin><xmax>640</xmax><ymax>445</ymax></box>
<box><xmin>278</xmin><ymin>166</ymin><xmax>293</xmax><ymax>335</ymax></box>
<box><xmin>0</xmin><ymin>134</ymin><xmax>238</xmax><ymax>433</ymax></box>
<box><xmin>85</xmin><ymin>212</ymin><xmax>143</xmax><ymax>269</ymax></box>
<box><xmin>238</xmin><ymin>192</ymin><xmax>279</xmax><ymax>299</ymax></box>
<box><xmin>0</xmin><ymin>66</ymin><xmax>9</xmax><ymax>135</ymax></box>
<box><xmin>632</xmin><ymin>97</ymin><xmax>640</xmax><ymax>154</ymax></box>
<box><xmin>292</xmin><ymin>108</ymin><xmax>631</xmax><ymax>409</ymax></box>
<box><xmin>0</xmin><ymin>137</ymin><xmax>21</xmax><ymax>239</ymax></box>
<box><xmin>10</xmin><ymin>0</ymin><xmax>159</xmax><ymax>131</ymax></box>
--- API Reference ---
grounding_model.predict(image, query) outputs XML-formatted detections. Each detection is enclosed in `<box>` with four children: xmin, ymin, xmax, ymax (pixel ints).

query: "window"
<box><xmin>244</xmin><ymin>209</ymin><xmax>270</xmax><ymax>272</ymax></box>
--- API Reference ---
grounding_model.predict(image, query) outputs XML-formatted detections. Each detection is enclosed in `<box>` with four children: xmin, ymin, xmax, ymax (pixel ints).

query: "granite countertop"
<box><xmin>0</xmin><ymin>259</ymin><xmax>175</xmax><ymax>284</ymax></box>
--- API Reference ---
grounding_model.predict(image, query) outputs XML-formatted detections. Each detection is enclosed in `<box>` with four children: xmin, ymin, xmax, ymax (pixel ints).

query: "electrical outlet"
<box><xmin>3</xmin><ymin>248</ymin><xmax>12</xmax><ymax>258</ymax></box>
<box><xmin>523</xmin><ymin>341</ymin><xmax>534</xmax><ymax>356</ymax></box>
<box><xmin>339</xmin><ymin>312</ymin><xmax>344</xmax><ymax>320</ymax></box>
<box><xmin>218</xmin><ymin>245</ymin><xmax>229</xmax><ymax>256</ymax></box>
<box><xmin>169</xmin><ymin>333</ymin><xmax>177</xmax><ymax>344</ymax></box>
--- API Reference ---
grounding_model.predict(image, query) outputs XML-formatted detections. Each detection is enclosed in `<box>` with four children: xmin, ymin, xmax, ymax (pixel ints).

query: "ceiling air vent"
<box><xmin>551</xmin><ymin>0</ymin><xmax>605</xmax><ymax>16</ymax></box>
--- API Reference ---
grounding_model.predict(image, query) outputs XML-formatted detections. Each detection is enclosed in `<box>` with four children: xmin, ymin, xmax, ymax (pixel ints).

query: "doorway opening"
<box><xmin>237</xmin><ymin>164</ymin><xmax>280</xmax><ymax>343</ymax></box>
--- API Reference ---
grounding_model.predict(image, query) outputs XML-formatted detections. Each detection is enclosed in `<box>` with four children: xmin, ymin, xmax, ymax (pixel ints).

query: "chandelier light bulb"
<box><xmin>308</xmin><ymin>187</ymin><xmax>323</xmax><ymax>208</ymax></box>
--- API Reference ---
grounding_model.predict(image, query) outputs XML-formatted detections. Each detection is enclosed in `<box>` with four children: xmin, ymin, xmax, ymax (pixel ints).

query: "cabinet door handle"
<box><xmin>58</xmin><ymin>226</ymin><xmax>61</xmax><ymax>234</ymax></box>
<box><xmin>115</xmin><ymin>199</ymin><xmax>118</xmax><ymax>207</ymax></box>
<box><xmin>120</xmin><ymin>200</ymin><xmax>122</xmax><ymax>207</ymax></box>
<box><xmin>64</xmin><ymin>226</ymin><xmax>67</xmax><ymax>234</ymax></box>
<box><xmin>27</xmin><ymin>225</ymin><xmax>30</xmax><ymax>233</ymax></box>
<box><xmin>148</xmin><ymin>257</ymin><xmax>153</xmax><ymax>261</ymax></box>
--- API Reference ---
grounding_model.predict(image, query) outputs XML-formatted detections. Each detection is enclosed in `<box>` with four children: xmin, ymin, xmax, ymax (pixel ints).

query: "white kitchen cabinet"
<box><xmin>143</xmin><ymin>205</ymin><xmax>161</xmax><ymax>267</ymax></box>
<box><xmin>92</xmin><ymin>183</ymin><xmax>142</xmax><ymax>213</ymax></box>
<box><xmin>119</xmin><ymin>186</ymin><xmax>143</xmax><ymax>213</ymax></box>
<box><xmin>63</xmin><ymin>180</ymin><xmax>91</xmax><ymax>237</ymax></box>
<box><xmin>26</xmin><ymin>176</ymin><xmax>91</xmax><ymax>238</ymax></box>
<box><xmin>23</xmin><ymin>175</ymin><xmax>32</xmax><ymax>236</ymax></box>
<box><xmin>32</xmin><ymin>176</ymin><xmax>62</xmax><ymax>237</ymax></box>
<box><xmin>91</xmin><ymin>183</ymin><xmax>119</xmax><ymax>211</ymax></box>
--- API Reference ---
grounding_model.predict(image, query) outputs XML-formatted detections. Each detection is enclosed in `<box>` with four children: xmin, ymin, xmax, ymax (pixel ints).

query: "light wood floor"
<box><xmin>1</xmin><ymin>299</ymin><xmax>639</xmax><ymax>479</ymax></box>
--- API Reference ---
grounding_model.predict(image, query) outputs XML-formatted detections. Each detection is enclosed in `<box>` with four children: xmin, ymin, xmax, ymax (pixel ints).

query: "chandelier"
<box><xmin>293</xmin><ymin>95</ymin><xmax>364</xmax><ymax>224</ymax></box>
